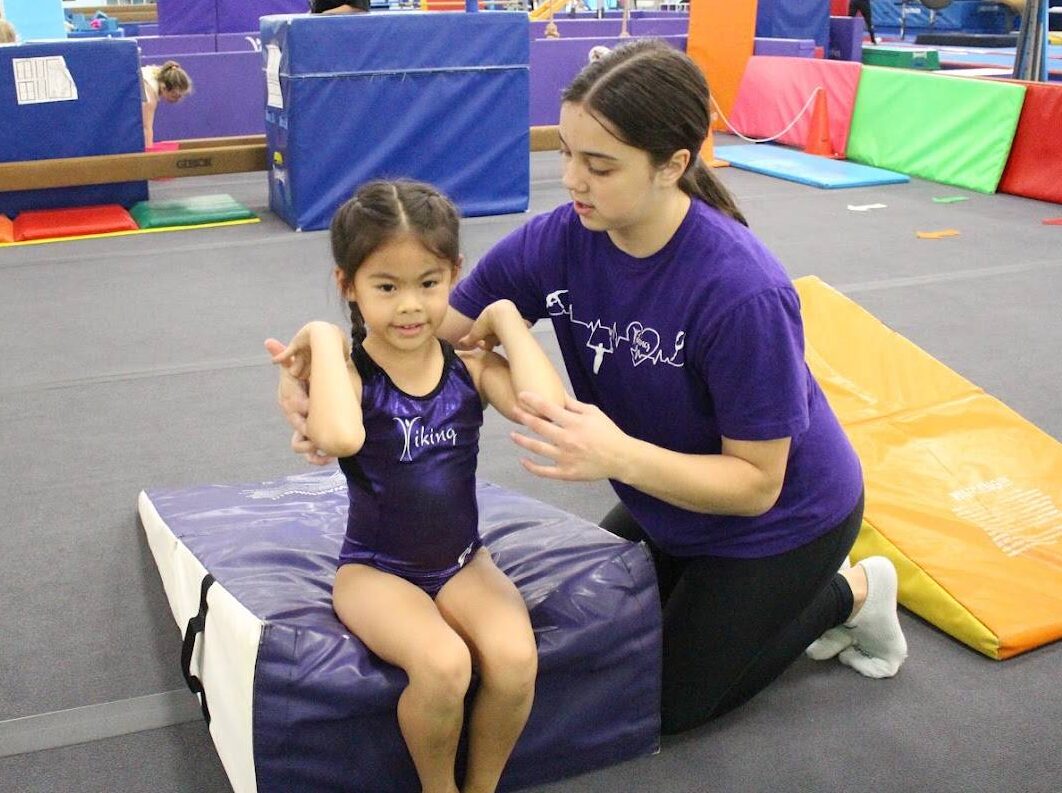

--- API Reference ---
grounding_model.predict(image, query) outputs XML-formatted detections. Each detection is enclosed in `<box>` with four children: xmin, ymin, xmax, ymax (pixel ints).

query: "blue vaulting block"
<box><xmin>261</xmin><ymin>12</ymin><xmax>530</xmax><ymax>231</ymax></box>
<box><xmin>0</xmin><ymin>38</ymin><xmax>148</xmax><ymax>217</ymax></box>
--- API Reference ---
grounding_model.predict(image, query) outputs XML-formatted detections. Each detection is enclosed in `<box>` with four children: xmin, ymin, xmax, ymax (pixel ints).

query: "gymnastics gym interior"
<box><xmin>1</xmin><ymin>1</ymin><xmax>1060</xmax><ymax>791</ymax></box>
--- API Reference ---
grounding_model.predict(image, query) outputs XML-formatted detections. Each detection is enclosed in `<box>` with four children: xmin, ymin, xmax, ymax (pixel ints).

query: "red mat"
<box><xmin>13</xmin><ymin>204</ymin><xmax>139</xmax><ymax>242</ymax></box>
<box><xmin>996</xmin><ymin>81</ymin><xmax>1062</xmax><ymax>205</ymax></box>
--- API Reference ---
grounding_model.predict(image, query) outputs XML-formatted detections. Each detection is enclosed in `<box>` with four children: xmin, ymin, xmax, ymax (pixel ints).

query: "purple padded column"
<box><xmin>828</xmin><ymin>15</ymin><xmax>865</xmax><ymax>62</ymax></box>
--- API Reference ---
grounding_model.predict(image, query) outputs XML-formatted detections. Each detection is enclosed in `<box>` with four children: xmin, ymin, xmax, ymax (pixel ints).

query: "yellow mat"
<box><xmin>796</xmin><ymin>276</ymin><xmax>1062</xmax><ymax>659</ymax></box>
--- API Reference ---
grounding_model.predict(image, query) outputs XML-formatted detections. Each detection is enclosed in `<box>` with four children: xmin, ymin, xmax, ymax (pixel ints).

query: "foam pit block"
<box><xmin>138</xmin><ymin>473</ymin><xmax>661</xmax><ymax>793</ymax></box>
<box><xmin>130</xmin><ymin>194</ymin><xmax>256</xmax><ymax>229</ymax></box>
<box><xmin>0</xmin><ymin>215</ymin><xmax>13</xmax><ymax>243</ymax></box>
<box><xmin>796</xmin><ymin>276</ymin><xmax>1062</xmax><ymax>660</ymax></box>
<box><xmin>729</xmin><ymin>57</ymin><xmax>863</xmax><ymax>159</ymax></box>
<box><xmin>13</xmin><ymin>204</ymin><xmax>138</xmax><ymax>242</ymax></box>
<box><xmin>715</xmin><ymin>144</ymin><xmax>909</xmax><ymax>188</ymax></box>
<box><xmin>846</xmin><ymin>66</ymin><xmax>1026</xmax><ymax>193</ymax></box>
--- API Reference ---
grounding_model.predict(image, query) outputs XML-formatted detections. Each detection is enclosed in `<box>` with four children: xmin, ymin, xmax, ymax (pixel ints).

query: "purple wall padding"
<box><xmin>158</xmin><ymin>0</ymin><xmax>217</xmax><ymax>35</ymax></box>
<box><xmin>136</xmin><ymin>34</ymin><xmax>216</xmax><ymax>56</ymax></box>
<box><xmin>529</xmin><ymin>18</ymin><xmax>687</xmax><ymax>38</ymax></box>
<box><xmin>530</xmin><ymin>34</ymin><xmax>686</xmax><ymax>126</ymax></box>
<box><xmin>828</xmin><ymin>15</ymin><xmax>864</xmax><ymax>62</ymax></box>
<box><xmin>753</xmin><ymin>37</ymin><xmax>816</xmax><ymax>57</ymax></box>
<box><xmin>531</xmin><ymin>20</ymin><xmax>624</xmax><ymax>37</ymax></box>
<box><xmin>216</xmin><ymin>0</ymin><xmax>305</xmax><ymax>34</ymax></box>
<box><xmin>144</xmin><ymin>473</ymin><xmax>661</xmax><ymax>793</ymax></box>
<box><xmin>158</xmin><ymin>0</ymin><xmax>304</xmax><ymax>35</ymax></box>
<box><xmin>151</xmin><ymin>51</ymin><xmax>265</xmax><ymax>141</ymax></box>
<box><xmin>216</xmin><ymin>31</ymin><xmax>263</xmax><ymax>52</ymax></box>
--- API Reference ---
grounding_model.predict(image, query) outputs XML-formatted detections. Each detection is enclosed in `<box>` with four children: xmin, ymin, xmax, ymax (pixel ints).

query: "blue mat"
<box><xmin>716</xmin><ymin>145</ymin><xmax>910</xmax><ymax>189</ymax></box>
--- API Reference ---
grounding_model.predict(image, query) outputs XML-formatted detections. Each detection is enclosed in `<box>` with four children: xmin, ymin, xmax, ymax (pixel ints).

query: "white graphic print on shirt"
<box><xmin>546</xmin><ymin>289</ymin><xmax>685</xmax><ymax>374</ymax></box>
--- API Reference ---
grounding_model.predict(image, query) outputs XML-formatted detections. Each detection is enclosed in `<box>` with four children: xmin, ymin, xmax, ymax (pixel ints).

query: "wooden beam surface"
<box><xmin>530</xmin><ymin>125</ymin><xmax>561</xmax><ymax>152</ymax></box>
<box><xmin>75</xmin><ymin>4</ymin><xmax>158</xmax><ymax>23</ymax></box>
<box><xmin>0</xmin><ymin>126</ymin><xmax>561</xmax><ymax>192</ymax></box>
<box><xmin>0</xmin><ymin>144</ymin><xmax>267</xmax><ymax>192</ymax></box>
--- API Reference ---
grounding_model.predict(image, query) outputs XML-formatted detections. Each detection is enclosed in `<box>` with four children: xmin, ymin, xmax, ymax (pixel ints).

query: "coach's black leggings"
<box><xmin>601</xmin><ymin>493</ymin><xmax>863</xmax><ymax>734</ymax></box>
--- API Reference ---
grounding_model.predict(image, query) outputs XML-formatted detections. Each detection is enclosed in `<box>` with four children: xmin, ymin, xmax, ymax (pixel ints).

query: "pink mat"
<box><xmin>728</xmin><ymin>57</ymin><xmax>862</xmax><ymax>158</ymax></box>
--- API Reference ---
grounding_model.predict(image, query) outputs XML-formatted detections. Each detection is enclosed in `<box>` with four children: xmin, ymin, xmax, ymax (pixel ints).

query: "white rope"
<box><xmin>710</xmin><ymin>87</ymin><xmax>824</xmax><ymax>144</ymax></box>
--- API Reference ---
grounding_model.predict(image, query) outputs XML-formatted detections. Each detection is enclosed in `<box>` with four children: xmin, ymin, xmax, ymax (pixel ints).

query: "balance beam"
<box><xmin>0</xmin><ymin>138</ymin><xmax>266</xmax><ymax>192</ymax></box>
<box><xmin>0</xmin><ymin>128</ymin><xmax>563</xmax><ymax>193</ymax></box>
<box><xmin>76</xmin><ymin>4</ymin><xmax>158</xmax><ymax>23</ymax></box>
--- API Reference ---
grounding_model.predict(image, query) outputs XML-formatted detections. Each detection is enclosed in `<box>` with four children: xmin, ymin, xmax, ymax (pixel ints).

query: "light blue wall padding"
<box><xmin>3</xmin><ymin>0</ymin><xmax>66</xmax><ymax>41</ymax></box>
<box><xmin>715</xmin><ymin>145</ymin><xmax>910</xmax><ymax>189</ymax></box>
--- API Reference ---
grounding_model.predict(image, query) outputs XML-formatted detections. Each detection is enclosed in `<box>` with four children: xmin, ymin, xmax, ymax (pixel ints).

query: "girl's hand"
<box><xmin>510</xmin><ymin>391</ymin><xmax>633</xmax><ymax>482</ymax></box>
<box><xmin>459</xmin><ymin>299</ymin><xmax>522</xmax><ymax>352</ymax></box>
<box><xmin>264</xmin><ymin>335</ymin><xmax>336</xmax><ymax>466</ymax></box>
<box><xmin>268</xmin><ymin>322</ymin><xmax>349</xmax><ymax>378</ymax></box>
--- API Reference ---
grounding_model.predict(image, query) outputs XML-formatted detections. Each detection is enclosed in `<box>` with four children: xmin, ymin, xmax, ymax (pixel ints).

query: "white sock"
<box><xmin>837</xmin><ymin>556</ymin><xmax>908</xmax><ymax>679</ymax></box>
<box><xmin>805</xmin><ymin>556</ymin><xmax>854</xmax><ymax>661</ymax></box>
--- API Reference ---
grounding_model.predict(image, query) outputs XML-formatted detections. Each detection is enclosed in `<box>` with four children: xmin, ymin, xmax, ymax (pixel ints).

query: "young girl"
<box><xmin>266</xmin><ymin>180</ymin><xmax>566</xmax><ymax>793</ymax></box>
<box><xmin>140</xmin><ymin>61</ymin><xmax>192</xmax><ymax>148</ymax></box>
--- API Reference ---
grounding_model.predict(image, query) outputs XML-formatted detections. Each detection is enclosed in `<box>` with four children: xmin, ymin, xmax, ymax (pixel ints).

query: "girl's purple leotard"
<box><xmin>338</xmin><ymin>340</ymin><xmax>483</xmax><ymax>596</ymax></box>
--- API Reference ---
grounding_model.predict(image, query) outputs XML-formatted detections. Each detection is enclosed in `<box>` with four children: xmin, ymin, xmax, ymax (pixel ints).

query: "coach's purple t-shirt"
<box><xmin>451</xmin><ymin>200</ymin><xmax>863</xmax><ymax>558</ymax></box>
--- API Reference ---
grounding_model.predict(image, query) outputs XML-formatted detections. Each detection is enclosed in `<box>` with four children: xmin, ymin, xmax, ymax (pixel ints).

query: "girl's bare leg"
<box><xmin>334</xmin><ymin>564</ymin><xmax>471</xmax><ymax>793</ymax></box>
<box><xmin>435</xmin><ymin>550</ymin><xmax>538</xmax><ymax>793</ymax></box>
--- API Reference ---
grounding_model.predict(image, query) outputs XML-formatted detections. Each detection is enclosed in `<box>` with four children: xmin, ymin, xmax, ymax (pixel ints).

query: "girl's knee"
<box><xmin>409</xmin><ymin>638</ymin><xmax>472</xmax><ymax>704</ymax></box>
<box><xmin>478</xmin><ymin>634</ymin><xmax>538</xmax><ymax>695</ymax></box>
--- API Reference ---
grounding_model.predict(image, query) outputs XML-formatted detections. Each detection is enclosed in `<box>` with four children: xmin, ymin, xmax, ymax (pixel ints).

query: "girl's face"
<box><xmin>341</xmin><ymin>234</ymin><xmax>459</xmax><ymax>353</ymax></box>
<box><xmin>558</xmin><ymin>101</ymin><xmax>686</xmax><ymax>244</ymax></box>
<box><xmin>160</xmin><ymin>88</ymin><xmax>184</xmax><ymax>103</ymax></box>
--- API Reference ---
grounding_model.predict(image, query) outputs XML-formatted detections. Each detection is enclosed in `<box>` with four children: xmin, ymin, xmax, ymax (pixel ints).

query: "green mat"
<box><xmin>130</xmin><ymin>194</ymin><xmax>256</xmax><ymax>229</ymax></box>
<box><xmin>861</xmin><ymin>46</ymin><xmax>940</xmax><ymax>71</ymax></box>
<box><xmin>846</xmin><ymin>67</ymin><xmax>1026</xmax><ymax>194</ymax></box>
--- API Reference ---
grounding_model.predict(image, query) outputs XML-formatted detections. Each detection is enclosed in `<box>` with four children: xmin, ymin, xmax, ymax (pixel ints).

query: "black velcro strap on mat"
<box><xmin>181</xmin><ymin>574</ymin><xmax>216</xmax><ymax>726</ymax></box>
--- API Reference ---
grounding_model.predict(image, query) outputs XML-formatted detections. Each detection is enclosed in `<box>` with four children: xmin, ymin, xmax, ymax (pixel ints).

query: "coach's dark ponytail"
<box><xmin>563</xmin><ymin>39</ymin><xmax>747</xmax><ymax>227</ymax></box>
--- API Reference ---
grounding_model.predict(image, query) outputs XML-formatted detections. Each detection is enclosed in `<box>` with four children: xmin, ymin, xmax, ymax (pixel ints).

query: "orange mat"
<box><xmin>0</xmin><ymin>214</ymin><xmax>12</xmax><ymax>244</ymax></box>
<box><xmin>687</xmin><ymin>0</ymin><xmax>758</xmax><ymax>131</ymax></box>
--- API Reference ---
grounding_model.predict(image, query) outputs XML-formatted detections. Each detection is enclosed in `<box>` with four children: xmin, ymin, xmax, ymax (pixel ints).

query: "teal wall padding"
<box><xmin>846</xmin><ymin>67</ymin><xmax>1027</xmax><ymax>193</ymax></box>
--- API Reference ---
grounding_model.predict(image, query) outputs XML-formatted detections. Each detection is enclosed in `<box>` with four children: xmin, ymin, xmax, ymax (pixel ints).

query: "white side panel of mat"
<box><xmin>138</xmin><ymin>491</ymin><xmax>263</xmax><ymax>793</ymax></box>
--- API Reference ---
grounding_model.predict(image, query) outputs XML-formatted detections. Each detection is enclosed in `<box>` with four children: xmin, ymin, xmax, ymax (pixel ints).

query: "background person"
<box><xmin>141</xmin><ymin>61</ymin><xmax>192</xmax><ymax>148</ymax></box>
<box><xmin>309</xmin><ymin>0</ymin><xmax>370</xmax><ymax>14</ymax></box>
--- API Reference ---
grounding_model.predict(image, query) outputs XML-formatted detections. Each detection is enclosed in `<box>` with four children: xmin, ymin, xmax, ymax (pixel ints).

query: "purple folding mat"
<box><xmin>139</xmin><ymin>471</ymin><xmax>661</xmax><ymax>793</ymax></box>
